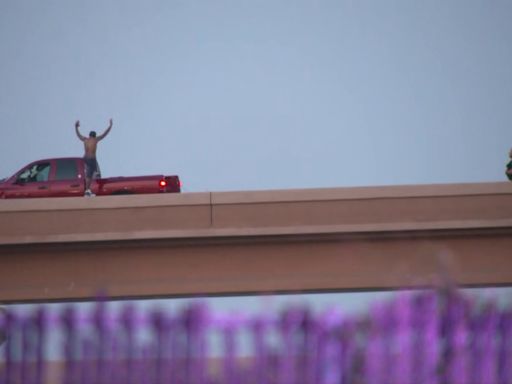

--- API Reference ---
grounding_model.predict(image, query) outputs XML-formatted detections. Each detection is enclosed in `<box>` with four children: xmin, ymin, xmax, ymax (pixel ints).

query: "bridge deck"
<box><xmin>1</xmin><ymin>182</ymin><xmax>511</xmax><ymax>302</ymax></box>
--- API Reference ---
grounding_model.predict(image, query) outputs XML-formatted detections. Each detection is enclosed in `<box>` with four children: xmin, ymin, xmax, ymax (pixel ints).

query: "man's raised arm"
<box><xmin>75</xmin><ymin>120</ymin><xmax>86</xmax><ymax>141</ymax></box>
<box><xmin>97</xmin><ymin>118</ymin><xmax>113</xmax><ymax>141</ymax></box>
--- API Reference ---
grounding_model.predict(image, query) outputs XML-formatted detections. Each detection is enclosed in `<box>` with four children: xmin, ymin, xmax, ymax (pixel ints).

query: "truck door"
<box><xmin>50</xmin><ymin>159</ymin><xmax>84</xmax><ymax>197</ymax></box>
<box><xmin>3</xmin><ymin>161</ymin><xmax>52</xmax><ymax>198</ymax></box>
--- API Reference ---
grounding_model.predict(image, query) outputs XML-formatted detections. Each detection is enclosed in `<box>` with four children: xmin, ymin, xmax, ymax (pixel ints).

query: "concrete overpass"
<box><xmin>0</xmin><ymin>182</ymin><xmax>511</xmax><ymax>303</ymax></box>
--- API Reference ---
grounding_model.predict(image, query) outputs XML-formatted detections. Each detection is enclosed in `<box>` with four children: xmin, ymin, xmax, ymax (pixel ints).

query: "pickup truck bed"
<box><xmin>0</xmin><ymin>157</ymin><xmax>181</xmax><ymax>198</ymax></box>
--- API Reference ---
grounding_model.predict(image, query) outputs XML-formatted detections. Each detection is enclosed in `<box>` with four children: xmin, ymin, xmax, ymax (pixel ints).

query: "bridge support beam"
<box><xmin>1</xmin><ymin>182</ymin><xmax>511</xmax><ymax>302</ymax></box>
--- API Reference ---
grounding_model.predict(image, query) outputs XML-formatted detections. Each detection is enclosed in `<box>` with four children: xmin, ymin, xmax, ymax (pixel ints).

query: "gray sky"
<box><xmin>1</xmin><ymin>1</ymin><xmax>512</xmax><ymax>335</ymax></box>
<box><xmin>1</xmin><ymin>0</ymin><xmax>511</xmax><ymax>191</ymax></box>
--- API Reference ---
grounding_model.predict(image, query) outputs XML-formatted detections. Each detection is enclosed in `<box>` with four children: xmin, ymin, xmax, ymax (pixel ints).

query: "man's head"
<box><xmin>89</xmin><ymin>131</ymin><xmax>97</xmax><ymax>138</ymax></box>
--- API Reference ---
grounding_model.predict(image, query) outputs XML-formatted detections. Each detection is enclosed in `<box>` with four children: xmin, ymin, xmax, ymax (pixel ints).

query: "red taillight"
<box><xmin>159</xmin><ymin>180</ymin><xmax>167</xmax><ymax>188</ymax></box>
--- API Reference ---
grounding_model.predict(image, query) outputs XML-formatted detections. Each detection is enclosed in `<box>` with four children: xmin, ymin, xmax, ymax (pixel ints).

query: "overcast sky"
<box><xmin>2</xmin><ymin>1</ymin><xmax>512</xmax><ymax>327</ymax></box>
<box><xmin>1</xmin><ymin>0</ymin><xmax>511</xmax><ymax>192</ymax></box>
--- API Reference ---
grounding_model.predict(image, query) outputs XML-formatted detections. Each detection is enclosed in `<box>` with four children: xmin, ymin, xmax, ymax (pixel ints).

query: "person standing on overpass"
<box><xmin>75</xmin><ymin>118</ymin><xmax>113</xmax><ymax>196</ymax></box>
<box><xmin>506</xmin><ymin>148</ymin><xmax>512</xmax><ymax>181</ymax></box>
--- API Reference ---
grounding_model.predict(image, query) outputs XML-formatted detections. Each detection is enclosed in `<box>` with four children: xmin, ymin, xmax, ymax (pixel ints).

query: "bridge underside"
<box><xmin>1</xmin><ymin>182</ymin><xmax>511</xmax><ymax>303</ymax></box>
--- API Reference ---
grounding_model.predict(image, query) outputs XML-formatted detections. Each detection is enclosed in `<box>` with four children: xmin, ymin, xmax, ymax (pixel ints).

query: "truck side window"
<box><xmin>17</xmin><ymin>163</ymin><xmax>51</xmax><ymax>183</ymax></box>
<box><xmin>55</xmin><ymin>159</ymin><xmax>79</xmax><ymax>181</ymax></box>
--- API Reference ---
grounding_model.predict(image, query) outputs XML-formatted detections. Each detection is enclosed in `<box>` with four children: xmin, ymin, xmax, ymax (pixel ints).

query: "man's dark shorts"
<box><xmin>84</xmin><ymin>157</ymin><xmax>99</xmax><ymax>179</ymax></box>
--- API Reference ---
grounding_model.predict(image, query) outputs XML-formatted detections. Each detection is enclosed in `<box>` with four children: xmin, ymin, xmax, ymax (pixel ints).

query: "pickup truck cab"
<box><xmin>0</xmin><ymin>157</ymin><xmax>181</xmax><ymax>198</ymax></box>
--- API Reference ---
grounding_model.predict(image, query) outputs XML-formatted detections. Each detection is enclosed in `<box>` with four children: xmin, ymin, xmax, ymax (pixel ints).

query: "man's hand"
<box><xmin>75</xmin><ymin>120</ymin><xmax>80</xmax><ymax>129</ymax></box>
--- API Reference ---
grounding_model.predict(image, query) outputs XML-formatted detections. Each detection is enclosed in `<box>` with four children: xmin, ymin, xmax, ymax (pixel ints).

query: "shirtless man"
<box><xmin>75</xmin><ymin>119</ymin><xmax>113</xmax><ymax>196</ymax></box>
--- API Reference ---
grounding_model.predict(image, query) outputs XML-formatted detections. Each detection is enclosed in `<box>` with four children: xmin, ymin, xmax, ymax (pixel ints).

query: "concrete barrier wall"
<box><xmin>0</xmin><ymin>182</ymin><xmax>511</xmax><ymax>302</ymax></box>
<box><xmin>1</xmin><ymin>182</ymin><xmax>511</xmax><ymax>243</ymax></box>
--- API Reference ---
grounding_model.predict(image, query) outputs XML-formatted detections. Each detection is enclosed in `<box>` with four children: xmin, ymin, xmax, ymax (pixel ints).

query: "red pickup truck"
<box><xmin>0</xmin><ymin>157</ymin><xmax>181</xmax><ymax>198</ymax></box>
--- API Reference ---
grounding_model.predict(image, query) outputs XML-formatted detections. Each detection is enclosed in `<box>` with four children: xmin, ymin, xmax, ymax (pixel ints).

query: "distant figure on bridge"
<box><xmin>507</xmin><ymin>148</ymin><xmax>512</xmax><ymax>181</ymax></box>
<box><xmin>75</xmin><ymin>119</ymin><xmax>113</xmax><ymax>196</ymax></box>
